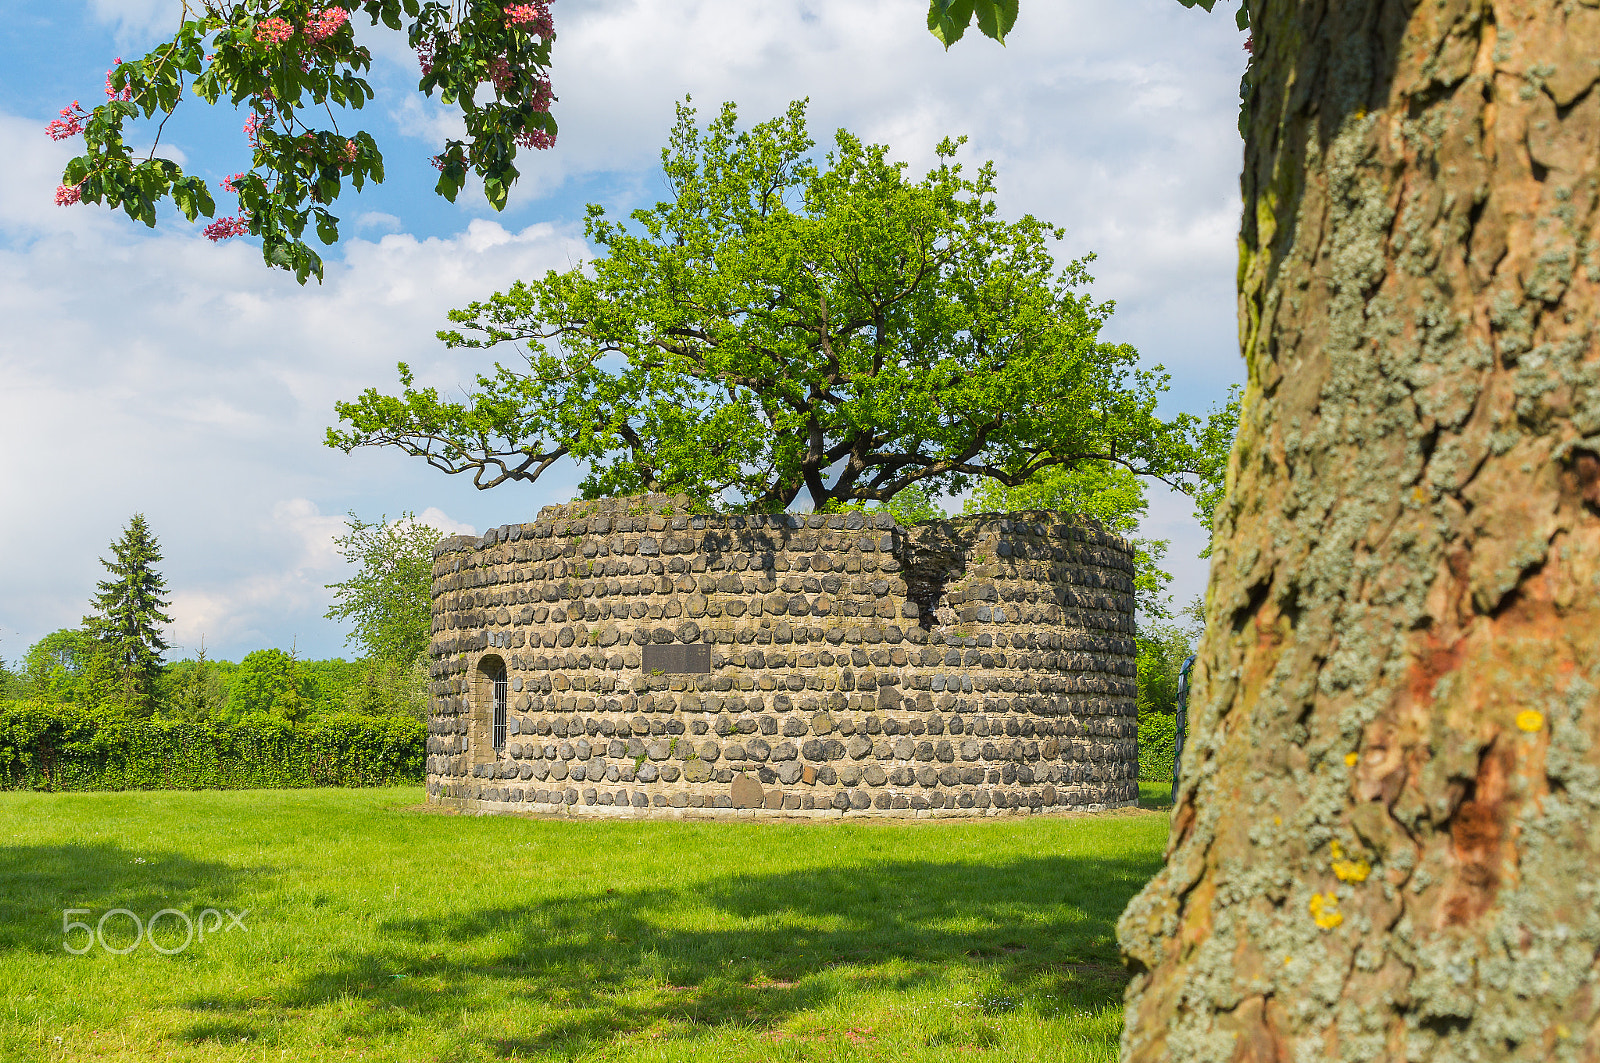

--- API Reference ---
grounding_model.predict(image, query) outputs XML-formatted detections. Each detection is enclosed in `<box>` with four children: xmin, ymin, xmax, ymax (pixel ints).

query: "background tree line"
<box><xmin>0</xmin><ymin>512</ymin><xmax>440</xmax><ymax>729</ymax></box>
<box><xmin>5</xmin><ymin>493</ymin><xmax>1199</xmax><ymax>785</ymax></box>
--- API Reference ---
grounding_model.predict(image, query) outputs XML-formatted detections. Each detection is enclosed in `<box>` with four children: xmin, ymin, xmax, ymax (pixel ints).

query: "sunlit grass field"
<box><xmin>0</xmin><ymin>787</ymin><xmax>1170</xmax><ymax>1062</ymax></box>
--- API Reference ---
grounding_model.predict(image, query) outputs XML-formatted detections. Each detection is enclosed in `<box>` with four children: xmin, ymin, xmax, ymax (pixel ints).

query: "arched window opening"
<box><xmin>493</xmin><ymin>675</ymin><xmax>507</xmax><ymax>751</ymax></box>
<box><xmin>478</xmin><ymin>655</ymin><xmax>508</xmax><ymax>753</ymax></box>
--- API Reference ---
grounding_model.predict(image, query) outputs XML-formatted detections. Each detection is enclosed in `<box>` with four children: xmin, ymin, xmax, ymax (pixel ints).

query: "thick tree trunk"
<box><xmin>1119</xmin><ymin>2</ymin><xmax>1600</xmax><ymax>1060</ymax></box>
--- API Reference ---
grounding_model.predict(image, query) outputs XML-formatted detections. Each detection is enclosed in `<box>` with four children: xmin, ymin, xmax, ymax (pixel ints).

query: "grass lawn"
<box><xmin>0</xmin><ymin>789</ymin><xmax>1169</xmax><ymax>1063</ymax></box>
<box><xmin>1137</xmin><ymin>780</ymin><xmax>1173</xmax><ymax>810</ymax></box>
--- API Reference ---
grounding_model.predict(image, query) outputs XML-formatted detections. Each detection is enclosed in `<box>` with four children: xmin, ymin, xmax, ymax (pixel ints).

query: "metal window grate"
<box><xmin>1171</xmin><ymin>653</ymin><xmax>1195</xmax><ymax>805</ymax></box>
<box><xmin>492</xmin><ymin>679</ymin><xmax>508</xmax><ymax>751</ymax></box>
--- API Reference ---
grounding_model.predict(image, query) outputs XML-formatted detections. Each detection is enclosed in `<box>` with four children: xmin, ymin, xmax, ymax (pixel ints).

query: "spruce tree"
<box><xmin>84</xmin><ymin>514</ymin><xmax>173</xmax><ymax>713</ymax></box>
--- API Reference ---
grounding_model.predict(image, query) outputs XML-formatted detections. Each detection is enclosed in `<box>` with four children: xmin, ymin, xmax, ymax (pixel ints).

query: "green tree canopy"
<box><xmin>16</xmin><ymin>629</ymin><xmax>109</xmax><ymax>706</ymax></box>
<box><xmin>341</xmin><ymin>658</ymin><xmax>430</xmax><ymax>721</ymax></box>
<box><xmin>160</xmin><ymin>640</ymin><xmax>228</xmax><ymax>721</ymax></box>
<box><xmin>323</xmin><ymin>511</ymin><xmax>444</xmax><ymax>666</ymax></box>
<box><xmin>83</xmin><ymin>514</ymin><xmax>174</xmax><ymax>715</ymax></box>
<box><xmin>225</xmin><ymin>648</ymin><xmax>310</xmax><ymax>722</ymax></box>
<box><xmin>330</xmin><ymin>100</ymin><xmax>1228</xmax><ymax>514</ymax></box>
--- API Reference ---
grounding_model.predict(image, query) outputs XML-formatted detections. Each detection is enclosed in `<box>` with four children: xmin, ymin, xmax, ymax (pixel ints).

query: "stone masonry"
<box><xmin>424</xmin><ymin>493</ymin><xmax>1139</xmax><ymax>818</ymax></box>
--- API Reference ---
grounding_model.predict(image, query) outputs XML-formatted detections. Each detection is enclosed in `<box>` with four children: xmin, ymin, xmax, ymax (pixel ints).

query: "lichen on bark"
<box><xmin>1119</xmin><ymin>2</ymin><xmax>1600</xmax><ymax>1060</ymax></box>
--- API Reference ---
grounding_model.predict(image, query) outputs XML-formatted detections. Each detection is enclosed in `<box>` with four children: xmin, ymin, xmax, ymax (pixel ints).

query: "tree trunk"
<box><xmin>1119</xmin><ymin>2</ymin><xmax>1600</xmax><ymax>1060</ymax></box>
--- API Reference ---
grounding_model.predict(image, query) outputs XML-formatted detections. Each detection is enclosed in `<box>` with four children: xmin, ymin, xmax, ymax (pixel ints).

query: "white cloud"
<box><xmin>274</xmin><ymin>498</ymin><xmax>348</xmax><ymax>573</ymax></box>
<box><xmin>389</xmin><ymin>93</ymin><xmax>467</xmax><ymax>149</ymax></box>
<box><xmin>161</xmin><ymin>500</ymin><xmax>478</xmax><ymax>654</ymax></box>
<box><xmin>85</xmin><ymin>0</ymin><xmax>175</xmax><ymax>48</ymax></box>
<box><xmin>354</xmin><ymin>211</ymin><xmax>403</xmax><ymax>233</ymax></box>
<box><xmin>417</xmin><ymin>508</ymin><xmax>477</xmax><ymax>537</ymax></box>
<box><xmin>165</xmin><ymin>499</ymin><xmax>342</xmax><ymax>652</ymax></box>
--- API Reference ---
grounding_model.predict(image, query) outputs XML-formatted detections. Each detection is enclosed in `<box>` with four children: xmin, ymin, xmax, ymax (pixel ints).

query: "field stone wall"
<box><xmin>424</xmin><ymin>493</ymin><xmax>1139</xmax><ymax>818</ymax></box>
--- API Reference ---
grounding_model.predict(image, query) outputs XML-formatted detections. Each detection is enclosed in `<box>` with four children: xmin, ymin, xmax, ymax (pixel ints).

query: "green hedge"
<box><xmin>0</xmin><ymin>703</ymin><xmax>424</xmax><ymax>791</ymax></box>
<box><xmin>1137</xmin><ymin>709</ymin><xmax>1177</xmax><ymax>782</ymax></box>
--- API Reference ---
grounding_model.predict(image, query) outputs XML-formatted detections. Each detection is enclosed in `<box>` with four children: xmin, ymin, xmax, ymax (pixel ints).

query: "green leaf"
<box><xmin>926</xmin><ymin>0</ymin><xmax>976</xmax><ymax>48</ymax></box>
<box><xmin>1172</xmin><ymin>0</ymin><xmax>1248</xmax><ymax>23</ymax></box>
<box><xmin>482</xmin><ymin>176</ymin><xmax>508</xmax><ymax>212</ymax></box>
<box><xmin>315</xmin><ymin>210</ymin><xmax>341</xmax><ymax>246</ymax></box>
<box><xmin>267</xmin><ymin>240</ymin><xmax>298</xmax><ymax>270</ymax></box>
<box><xmin>972</xmin><ymin>0</ymin><xmax>1018</xmax><ymax>43</ymax></box>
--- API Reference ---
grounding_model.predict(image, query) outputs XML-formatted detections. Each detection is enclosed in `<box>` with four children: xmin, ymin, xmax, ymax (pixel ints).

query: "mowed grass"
<box><xmin>0</xmin><ymin>789</ymin><xmax>1169</xmax><ymax>1063</ymax></box>
<box><xmin>1138</xmin><ymin>780</ymin><xmax>1174</xmax><ymax>810</ymax></box>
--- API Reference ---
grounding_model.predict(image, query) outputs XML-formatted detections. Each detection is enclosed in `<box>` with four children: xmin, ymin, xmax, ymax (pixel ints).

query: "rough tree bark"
<box><xmin>1118</xmin><ymin>2</ymin><xmax>1600</xmax><ymax>1060</ymax></box>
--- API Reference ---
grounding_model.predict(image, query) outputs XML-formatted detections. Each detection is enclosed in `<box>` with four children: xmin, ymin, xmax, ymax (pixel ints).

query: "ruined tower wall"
<box><xmin>424</xmin><ymin>494</ymin><xmax>1139</xmax><ymax>818</ymax></box>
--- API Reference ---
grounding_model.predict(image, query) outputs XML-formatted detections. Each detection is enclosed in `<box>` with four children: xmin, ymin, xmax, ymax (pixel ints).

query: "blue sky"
<box><xmin>0</xmin><ymin>0</ymin><xmax>1250</xmax><ymax>662</ymax></box>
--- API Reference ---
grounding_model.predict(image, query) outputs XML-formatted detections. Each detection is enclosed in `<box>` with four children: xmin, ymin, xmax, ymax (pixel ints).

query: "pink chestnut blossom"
<box><xmin>505</xmin><ymin>2</ymin><xmax>553</xmax><ymax>37</ymax></box>
<box><xmin>304</xmin><ymin>7</ymin><xmax>349</xmax><ymax>42</ymax></box>
<box><xmin>219</xmin><ymin>173</ymin><xmax>247</xmax><ymax>193</ymax></box>
<box><xmin>244</xmin><ymin>112</ymin><xmax>268</xmax><ymax>149</ymax></box>
<box><xmin>203</xmin><ymin>215</ymin><xmax>251</xmax><ymax>241</ymax></box>
<box><xmin>515</xmin><ymin>127</ymin><xmax>554</xmax><ymax>151</ymax></box>
<box><xmin>487</xmin><ymin>56</ymin><xmax>516</xmax><ymax>95</ymax></box>
<box><xmin>105</xmin><ymin>59</ymin><xmax>133</xmax><ymax>102</ymax></box>
<box><xmin>254</xmin><ymin>17</ymin><xmax>294</xmax><ymax>45</ymax></box>
<box><xmin>525</xmin><ymin>76</ymin><xmax>554</xmax><ymax>113</ymax></box>
<box><xmin>55</xmin><ymin>184</ymin><xmax>83</xmax><ymax>206</ymax></box>
<box><xmin>47</xmin><ymin>102</ymin><xmax>88</xmax><ymax>140</ymax></box>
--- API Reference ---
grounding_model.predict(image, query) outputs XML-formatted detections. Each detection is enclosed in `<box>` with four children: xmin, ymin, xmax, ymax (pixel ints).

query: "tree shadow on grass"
<box><xmin>0</xmin><ymin>842</ymin><xmax>259</xmax><ymax>954</ymax></box>
<box><xmin>218</xmin><ymin>849</ymin><xmax>1159</xmax><ymax>1058</ymax></box>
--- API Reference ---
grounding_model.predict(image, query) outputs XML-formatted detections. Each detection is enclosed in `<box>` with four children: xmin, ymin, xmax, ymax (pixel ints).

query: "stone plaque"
<box><xmin>642</xmin><ymin>643</ymin><xmax>710</xmax><ymax>674</ymax></box>
<box><xmin>730</xmin><ymin>773</ymin><xmax>766</xmax><ymax>809</ymax></box>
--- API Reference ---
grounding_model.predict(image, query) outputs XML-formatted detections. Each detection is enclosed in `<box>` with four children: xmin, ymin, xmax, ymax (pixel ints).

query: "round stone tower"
<box><xmin>424</xmin><ymin>493</ymin><xmax>1138</xmax><ymax>817</ymax></box>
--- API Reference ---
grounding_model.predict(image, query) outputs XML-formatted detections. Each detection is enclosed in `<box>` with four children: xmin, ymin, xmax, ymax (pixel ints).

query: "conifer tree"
<box><xmin>84</xmin><ymin>514</ymin><xmax>174</xmax><ymax>713</ymax></box>
<box><xmin>168</xmin><ymin>637</ymin><xmax>223</xmax><ymax>720</ymax></box>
